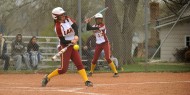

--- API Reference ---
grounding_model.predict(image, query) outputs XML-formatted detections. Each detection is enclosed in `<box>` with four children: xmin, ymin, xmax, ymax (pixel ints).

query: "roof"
<box><xmin>154</xmin><ymin>5</ymin><xmax>190</xmax><ymax>29</ymax></box>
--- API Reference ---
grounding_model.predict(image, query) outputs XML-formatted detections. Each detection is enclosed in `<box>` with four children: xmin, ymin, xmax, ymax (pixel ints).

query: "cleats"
<box><xmin>113</xmin><ymin>73</ymin><xmax>119</xmax><ymax>77</ymax></box>
<box><xmin>87</xmin><ymin>72</ymin><xmax>93</xmax><ymax>77</ymax></box>
<box><xmin>41</xmin><ymin>74</ymin><xmax>94</xmax><ymax>87</ymax></box>
<box><xmin>41</xmin><ymin>74</ymin><xmax>49</xmax><ymax>87</ymax></box>
<box><xmin>85</xmin><ymin>81</ymin><xmax>93</xmax><ymax>87</ymax></box>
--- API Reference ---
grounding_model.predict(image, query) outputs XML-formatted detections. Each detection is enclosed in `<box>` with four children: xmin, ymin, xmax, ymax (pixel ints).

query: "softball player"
<box><xmin>85</xmin><ymin>13</ymin><xmax>119</xmax><ymax>77</ymax></box>
<box><xmin>41</xmin><ymin>7</ymin><xmax>93</xmax><ymax>87</ymax></box>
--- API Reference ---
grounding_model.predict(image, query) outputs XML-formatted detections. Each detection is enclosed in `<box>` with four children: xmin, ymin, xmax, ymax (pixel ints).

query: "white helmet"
<box><xmin>95</xmin><ymin>13</ymin><xmax>103</xmax><ymax>18</ymax></box>
<box><xmin>52</xmin><ymin>7</ymin><xmax>66</xmax><ymax>19</ymax></box>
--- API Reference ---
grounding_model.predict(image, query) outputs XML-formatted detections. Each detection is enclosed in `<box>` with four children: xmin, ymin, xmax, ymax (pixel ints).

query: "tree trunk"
<box><xmin>149</xmin><ymin>2</ymin><xmax>159</xmax><ymax>48</ymax></box>
<box><xmin>105</xmin><ymin>0</ymin><xmax>122</xmax><ymax>63</ymax></box>
<box><xmin>121</xmin><ymin>0</ymin><xmax>139</xmax><ymax>64</ymax></box>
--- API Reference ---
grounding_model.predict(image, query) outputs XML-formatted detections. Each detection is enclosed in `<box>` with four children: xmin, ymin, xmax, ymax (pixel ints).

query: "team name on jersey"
<box><xmin>55</xmin><ymin>17</ymin><xmax>75</xmax><ymax>40</ymax></box>
<box><xmin>61</xmin><ymin>27</ymin><xmax>73</xmax><ymax>35</ymax></box>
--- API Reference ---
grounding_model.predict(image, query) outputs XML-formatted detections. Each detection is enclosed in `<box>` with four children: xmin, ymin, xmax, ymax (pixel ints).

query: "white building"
<box><xmin>155</xmin><ymin>7</ymin><xmax>190</xmax><ymax>61</ymax></box>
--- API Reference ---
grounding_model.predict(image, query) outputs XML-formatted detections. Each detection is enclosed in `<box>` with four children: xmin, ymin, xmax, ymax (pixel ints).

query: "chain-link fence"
<box><xmin>0</xmin><ymin>0</ymin><xmax>190</xmax><ymax>71</ymax></box>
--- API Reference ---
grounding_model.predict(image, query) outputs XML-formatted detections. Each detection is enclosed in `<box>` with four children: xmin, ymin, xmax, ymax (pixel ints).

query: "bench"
<box><xmin>1</xmin><ymin>36</ymin><xmax>110</xmax><ymax>71</ymax></box>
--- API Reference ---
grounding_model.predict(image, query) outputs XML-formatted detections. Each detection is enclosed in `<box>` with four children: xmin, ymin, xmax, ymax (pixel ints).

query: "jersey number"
<box><xmin>98</xmin><ymin>31</ymin><xmax>103</xmax><ymax>37</ymax></box>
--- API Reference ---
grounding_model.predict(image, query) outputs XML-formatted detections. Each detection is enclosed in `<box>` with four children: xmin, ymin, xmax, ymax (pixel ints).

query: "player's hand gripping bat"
<box><xmin>51</xmin><ymin>44</ymin><xmax>73</xmax><ymax>61</ymax></box>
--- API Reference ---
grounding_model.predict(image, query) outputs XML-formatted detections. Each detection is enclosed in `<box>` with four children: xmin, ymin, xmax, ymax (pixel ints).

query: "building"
<box><xmin>155</xmin><ymin>7</ymin><xmax>190</xmax><ymax>61</ymax></box>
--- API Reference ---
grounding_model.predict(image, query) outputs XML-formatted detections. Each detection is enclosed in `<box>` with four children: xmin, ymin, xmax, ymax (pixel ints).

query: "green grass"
<box><xmin>38</xmin><ymin>63</ymin><xmax>190</xmax><ymax>73</ymax></box>
<box><xmin>121</xmin><ymin>63</ymin><xmax>190</xmax><ymax>72</ymax></box>
<box><xmin>133</xmin><ymin>58</ymin><xmax>145</xmax><ymax>62</ymax></box>
<box><xmin>1</xmin><ymin>63</ymin><xmax>190</xmax><ymax>74</ymax></box>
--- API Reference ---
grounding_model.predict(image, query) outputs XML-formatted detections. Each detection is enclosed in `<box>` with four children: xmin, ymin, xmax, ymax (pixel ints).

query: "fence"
<box><xmin>0</xmin><ymin>0</ymin><xmax>190</xmax><ymax>71</ymax></box>
<box><xmin>3</xmin><ymin>36</ymin><xmax>58</xmax><ymax>62</ymax></box>
<box><xmin>0</xmin><ymin>36</ymin><xmax>108</xmax><ymax>70</ymax></box>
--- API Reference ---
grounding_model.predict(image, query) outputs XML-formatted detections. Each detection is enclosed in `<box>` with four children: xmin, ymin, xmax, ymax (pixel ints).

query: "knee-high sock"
<box><xmin>109</xmin><ymin>61</ymin><xmax>118</xmax><ymax>73</ymax></box>
<box><xmin>47</xmin><ymin>69</ymin><xmax>59</xmax><ymax>79</ymax></box>
<box><xmin>90</xmin><ymin>63</ymin><xmax>96</xmax><ymax>73</ymax></box>
<box><xmin>78</xmin><ymin>69</ymin><xmax>88</xmax><ymax>82</ymax></box>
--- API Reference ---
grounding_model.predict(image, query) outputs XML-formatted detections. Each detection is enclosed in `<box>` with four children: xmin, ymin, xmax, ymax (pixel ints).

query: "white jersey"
<box><xmin>55</xmin><ymin>16</ymin><xmax>75</xmax><ymax>40</ymax></box>
<box><xmin>93</xmin><ymin>24</ymin><xmax>108</xmax><ymax>44</ymax></box>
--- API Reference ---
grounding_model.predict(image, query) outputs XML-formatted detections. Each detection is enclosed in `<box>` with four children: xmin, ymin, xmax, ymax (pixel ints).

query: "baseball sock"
<box><xmin>48</xmin><ymin>69</ymin><xmax>59</xmax><ymax>79</ymax></box>
<box><xmin>78</xmin><ymin>69</ymin><xmax>88</xmax><ymax>82</ymax></box>
<box><xmin>109</xmin><ymin>61</ymin><xmax>118</xmax><ymax>73</ymax></box>
<box><xmin>90</xmin><ymin>63</ymin><xmax>96</xmax><ymax>73</ymax></box>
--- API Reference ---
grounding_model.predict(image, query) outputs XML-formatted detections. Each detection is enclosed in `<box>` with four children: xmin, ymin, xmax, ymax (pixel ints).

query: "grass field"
<box><xmin>1</xmin><ymin>62</ymin><xmax>190</xmax><ymax>74</ymax></box>
<box><xmin>123</xmin><ymin>63</ymin><xmax>190</xmax><ymax>72</ymax></box>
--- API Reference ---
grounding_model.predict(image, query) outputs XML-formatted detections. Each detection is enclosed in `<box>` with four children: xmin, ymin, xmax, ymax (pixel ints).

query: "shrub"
<box><xmin>173</xmin><ymin>47</ymin><xmax>190</xmax><ymax>62</ymax></box>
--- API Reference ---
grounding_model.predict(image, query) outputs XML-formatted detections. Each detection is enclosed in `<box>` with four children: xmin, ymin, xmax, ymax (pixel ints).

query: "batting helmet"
<box><xmin>95</xmin><ymin>13</ymin><xmax>103</xmax><ymax>18</ymax></box>
<box><xmin>52</xmin><ymin>7</ymin><xmax>66</xmax><ymax>20</ymax></box>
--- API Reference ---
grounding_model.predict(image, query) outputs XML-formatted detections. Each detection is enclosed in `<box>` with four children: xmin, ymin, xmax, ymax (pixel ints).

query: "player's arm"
<box><xmin>68</xmin><ymin>17</ymin><xmax>78</xmax><ymax>44</ymax></box>
<box><xmin>58</xmin><ymin>30</ymin><xmax>77</xmax><ymax>45</ymax></box>
<box><xmin>85</xmin><ymin>18</ymin><xmax>99</xmax><ymax>31</ymax></box>
<box><xmin>67</xmin><ymin>16</ymin><xmax>78</xmax><ymax>36</ymax></box>
<box><xmin>85</xmin><ymin>18</ymin><xmax>104</xmax><ymax>31</ymax></box>
<box><xmin>71</xmin><ymin>23</ymin><xmax>79</xmax><ymax>44</ymax></box>
<box><xmin>59</xmin><ymin>36</ymin><xmax>72</xmax><ymax>44</ymax></box>
<box><xmin>86</xmin><ymin>23</ymin><xmax>99</xmax><ymax>31</ymax></box>
<box><xmin>71</xmin><ymin>23</ymin><xmax>78</xmax><ymax>36</ymax></box>
<box><xmin>59</xmin><ymin>27</ymin><xmax>78</xmax><ymax>44</ymax></box>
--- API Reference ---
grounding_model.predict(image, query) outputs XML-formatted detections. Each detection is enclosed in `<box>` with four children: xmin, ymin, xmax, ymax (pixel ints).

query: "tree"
<box><xmin>121</xmin><ymin>0</ymin><xmax>139</xmax><ymax>64</ymax></box>
<box><xmin>105</xmin><ymin>0</ymin><xmax>139</xmax><ymax>65</ymax></box>
<box><xmin>1</xmin><ymin>0</ymin><xmax>63</xmax><ymax>35</ymax></box>
<box><xmin>105</xmin><ymin>0</ymin><xmax>122</xmax><ymax>64</ymax></box>
<box><xmin>163</xmin><ymin>0</ymin><xmax>189</xmax><ymax>16</ymax></box>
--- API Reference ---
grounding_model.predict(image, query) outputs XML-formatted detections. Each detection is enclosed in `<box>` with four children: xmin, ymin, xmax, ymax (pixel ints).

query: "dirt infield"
<box><xmin>0</xmin><ymin>73</ymin><xmax>190</xmax><ymax>95</ymax></box>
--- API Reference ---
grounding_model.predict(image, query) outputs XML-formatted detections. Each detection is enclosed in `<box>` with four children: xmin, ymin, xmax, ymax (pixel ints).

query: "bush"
<box><xmin>173</xmin><ymin>47</ymin><xmax>190</xmax><ymax>62</ymax></box>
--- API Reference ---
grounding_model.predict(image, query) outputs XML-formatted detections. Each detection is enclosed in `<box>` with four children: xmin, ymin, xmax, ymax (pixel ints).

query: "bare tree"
<box><xmin>121</xmin><ymin>0</ymin><xmax>139</xmax><ymax>64</ymax></box>
<box><xmin>163</xmin><ymin>0</ymin><xmax>189</xmax><ymax>16</ymax></box>
<box><xmin>105</xmin><ymin>0</ymin><xmax>139</xmax><ymax>65</ymax></box>
<box><xmin>105</xmin><ymin>0</ymin><xmax>122</xmax><ymax>64</ymax></box>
